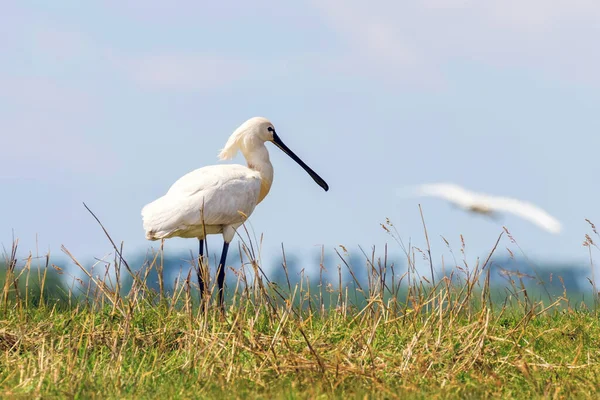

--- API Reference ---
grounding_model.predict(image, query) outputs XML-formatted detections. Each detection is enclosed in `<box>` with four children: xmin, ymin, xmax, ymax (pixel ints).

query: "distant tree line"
<box><xmin>0</xmin><ymin>249</ymin><xmax>594</xmax><ymax>304</ymax></box>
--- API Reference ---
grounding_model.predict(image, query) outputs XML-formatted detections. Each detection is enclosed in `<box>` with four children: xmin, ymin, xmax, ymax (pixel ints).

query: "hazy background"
<box><xmin>2</xmin><ymin>1</ymin><xmax>600</xmax><ymax>278</ymax></box>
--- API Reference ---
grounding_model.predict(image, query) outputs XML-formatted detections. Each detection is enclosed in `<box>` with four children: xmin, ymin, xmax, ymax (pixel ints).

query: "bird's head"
<box><xmin>218</xmin><ymin>117</ymin><xmax>275</xmax><ymax>160</ymax></box>
<box><xmin>218</xmin><ymin>117</ymin><xmax>329</xmax><ymax>192</ymax></box>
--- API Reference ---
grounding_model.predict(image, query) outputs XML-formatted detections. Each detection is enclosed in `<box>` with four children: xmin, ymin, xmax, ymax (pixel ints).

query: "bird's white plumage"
<box><xmin>405</xmin><ymin>183</ymin><xmax>562</xmax><ymax>234</ymax></box>
<box><xmin>142</xmin><ymin>117</ymin><xmax>277</xmax><ymax>243</ymax></box>
<box><xmin>141</xmin><ymin>116</ymin><xmax>329</xmax><ymax>308</ymax></box>
<box><xmin>142</xmin><ymin>115</ymin><xmax>328</xmax><ymax>249</ymax></box>
<box><xmin>414</xmin><ymin>183</ymin><xmax>479</xmax><ymax>209</ymax></box>
<box><xmin>142</xmin><ymin>164</ymin><xmax>261</xmax><ymax>241</ymax></box>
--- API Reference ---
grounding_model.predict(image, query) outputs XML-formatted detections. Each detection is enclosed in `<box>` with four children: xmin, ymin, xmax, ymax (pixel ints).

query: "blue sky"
<box><xmin>2</xmin><ymin>1</ymin><xmax>600</xmax><ymax>274</ymax></box>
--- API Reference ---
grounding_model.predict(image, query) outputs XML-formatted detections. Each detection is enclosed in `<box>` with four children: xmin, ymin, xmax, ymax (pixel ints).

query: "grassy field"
<box><xmin>1</xmin><ymin>227</ymin><xmax>600</xmax><ymax>399</ymax></box>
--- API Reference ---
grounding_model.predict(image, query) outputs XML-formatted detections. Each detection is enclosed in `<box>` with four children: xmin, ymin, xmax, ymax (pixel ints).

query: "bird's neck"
<box><xmin>244</xmin><ymin>146</ymin><xmax>274</xmax><ymax>204</ymax></box>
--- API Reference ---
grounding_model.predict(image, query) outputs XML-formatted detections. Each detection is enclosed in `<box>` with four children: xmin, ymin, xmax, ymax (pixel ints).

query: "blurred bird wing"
<box><xmin>142</xmin><ymin>164</ymin><xmax>261</xmax><ymax>238</ymax></box>
<box><xmin>401</xmin><ymin>183</ymin><xmax>561</xmax><ymax>234</ymax></box>
<box><xmin>483</xmin><ymin>196</ymin><xmax>562</xmax><ymax>233</ymax></box>
<box><xmin>413</xmin><ymin>183</ymin><xmax>479</xmax><ymax>208</ymax></box>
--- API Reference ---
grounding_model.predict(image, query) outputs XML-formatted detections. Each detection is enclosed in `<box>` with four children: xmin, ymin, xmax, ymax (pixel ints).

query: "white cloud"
<box><xmin>119</xmin><ymin>53</ymin><xmax>249</xmax><ymax>91</ymax></box>
<box><xmin>0</xmin><ymin>16</ymin><xmax>255</xmax><ymax>180</ymax></box>
<box><xmin>2</xmin><ymin>7</ymin><xmax>251</xmax><ymax>93</ymax></box>
<box><xmin>0</xmin><ymin>77</ymin><xmax>117</xmax><ymax>178</ymax></box>
<box><xmin>311</xmin><ymin>0</ymin><xmax>439</xmax><ymax>86</ymax></box>
<box><xmin>32</xmin><ymin>27</ymin><xmax>91</xmax><ymax>61</ymax></box>
<box><xmin>312</xmin><ymin>0</ymin><xmax>600</xmax><ymax>85</ymax></box>
<box><xmin>484</xmin><ymin>0</ymin><xmax>600</xmax><ymax>32</ymax></box>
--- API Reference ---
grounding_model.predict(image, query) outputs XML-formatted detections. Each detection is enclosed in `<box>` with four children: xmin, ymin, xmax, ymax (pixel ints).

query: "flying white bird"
<box><xmin>142</xmin><ymin>117</ymin><xmax>329</xmax><ymax>308</ymax></box>
<box><xmin>402</xmin><ymin>183</ymin><xmax>561</xmax><ymax>234</ymax></box>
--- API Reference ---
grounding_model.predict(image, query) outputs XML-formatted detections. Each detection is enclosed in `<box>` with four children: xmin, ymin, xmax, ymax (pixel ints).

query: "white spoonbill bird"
<box><xmin>141</xmin><ymin>117</ymin><xmax>329</xmax><ymax>308</ymax></box>
<box><xmin>401</xmin><ymin>183</ymin><xmax>561</xmax><ymax>234</ymax></box>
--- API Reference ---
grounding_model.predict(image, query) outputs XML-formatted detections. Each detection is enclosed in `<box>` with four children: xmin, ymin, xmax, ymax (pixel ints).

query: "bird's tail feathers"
<box><xmin>141</xmin><ymin>196</ymin><xmax>181</xmax><ymax>240</ymax></box>
<box><xmin>218</xmin><ymin>123</ymin><xmax>247</xmax><ymax>160</ymax></box>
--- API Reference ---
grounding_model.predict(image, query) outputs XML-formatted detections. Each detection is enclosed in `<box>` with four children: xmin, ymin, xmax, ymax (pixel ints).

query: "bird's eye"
<box><xmin>267</xmin><ymin>126</ymin><xmax>274</xmax><ymax>133</ymax></box>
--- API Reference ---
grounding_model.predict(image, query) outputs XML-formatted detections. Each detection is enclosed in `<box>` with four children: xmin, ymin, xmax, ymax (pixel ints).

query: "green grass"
<box><xmin>1</xmin><ymin>293</ymin><xmax>599</xmax><ymax>399</ymax></box>
<box><xmin>1</xmin><ymin>223</ymin><xmax>600</xmax><ymax>399</ymax></box>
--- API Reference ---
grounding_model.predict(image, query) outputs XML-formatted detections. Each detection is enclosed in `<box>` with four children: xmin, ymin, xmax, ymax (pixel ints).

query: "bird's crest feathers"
<box><xmin>218</xmin><ymin>133</ymin><xmax>242</xmax><ymax>160</ymax></box>
<box><xmin>218</xmin><ymin>116</ymin><xmax>272</xmax><ymax>161</ymax></box>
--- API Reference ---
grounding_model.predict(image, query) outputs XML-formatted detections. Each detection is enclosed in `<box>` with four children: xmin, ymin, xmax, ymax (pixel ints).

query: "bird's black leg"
<box><xmin>198</xmin><ymin>239</ymin><xmax>205</xmax><ymax>301</ymax></box>
<box><xmin>217</xmin><ymin>241</ymin><xmax>230</xmax><ymax>312</ymax></box>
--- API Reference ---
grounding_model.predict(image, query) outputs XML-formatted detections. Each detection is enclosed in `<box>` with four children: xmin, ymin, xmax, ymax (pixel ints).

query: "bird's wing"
<box><xmin>142</xmin><ymin>165</ymin><xmax>261</xmax><ymax>239</ymax></box>
<box><xmin>165</xmin><ymin>164</ymin><xmax>250</xmax><ymax>196</ymax></box>
<box><xmin>483</xmin><ymin>195</ymin><xmax>562</xmax><ymax>233</ymax></box>
<box><xmin>410</xmin><ymin>183</ymin><xmax>478</xmax><ymax>208</ymax></box>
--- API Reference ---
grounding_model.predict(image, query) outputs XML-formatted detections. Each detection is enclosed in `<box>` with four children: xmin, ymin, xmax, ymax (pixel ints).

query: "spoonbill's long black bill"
<box><xmin>272</xmin><ymin>133</ymin><xmax>329</xmax><ymax>192</ymax></box>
